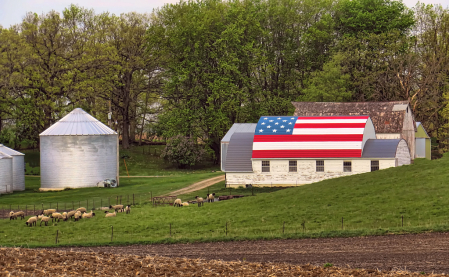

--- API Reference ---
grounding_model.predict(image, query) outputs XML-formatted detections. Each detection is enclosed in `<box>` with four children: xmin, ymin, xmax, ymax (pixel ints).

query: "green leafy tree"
<box><xmin>160</xmin><ymin>135</ymin><xmax>206</xmax><ymax>169</ymax></box>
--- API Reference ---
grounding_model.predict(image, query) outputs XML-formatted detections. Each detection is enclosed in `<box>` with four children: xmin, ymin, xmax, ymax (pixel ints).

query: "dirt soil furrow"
<box><xmin>164</xmin><ymin>175</ymin><xmax>225</xmax><ymax>196</ymax></box>
<box><xmin>52</xmin><ymin>232</ymin><xmax>449</xmax><ymax>274</ymax></box>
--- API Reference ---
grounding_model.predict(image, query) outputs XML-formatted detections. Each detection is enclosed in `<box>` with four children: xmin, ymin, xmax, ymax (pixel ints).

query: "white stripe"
<box><xmin>295</xmin><ymin>119</ymin><xmax>367</xmax><ymax>124</ymax></box>
<box><xmin>292</xmin><ymin>128</ymin><xmax>365</xmax><ymax>135</ymax></box>
<box><xmin>253</xmin><ymin>141</ymin><xmax>362</xmax><ymax>150</ymax></box>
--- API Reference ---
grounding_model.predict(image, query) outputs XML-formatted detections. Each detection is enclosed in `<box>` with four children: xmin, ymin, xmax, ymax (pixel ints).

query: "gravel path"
<box><xmin>54</xmin><ymin>232</ymin><xmax>449</xmax><ymax>274</ymax></box>
<box><xmin>163</xmin><ymin>175</ymin><xmax>225</xmax><ymax>196</ymax></box>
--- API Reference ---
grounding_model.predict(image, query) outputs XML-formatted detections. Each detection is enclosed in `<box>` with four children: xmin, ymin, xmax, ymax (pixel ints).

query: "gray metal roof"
<box><xmin>0</xmin><ymin>145</ymin><xmax>24</xmax><ymax>156</ymax></box>
<box><xmin>40</xmin><ymin>108</ymin><xmax>117</xmax><ymax>136</ymax></box>
<box><xmin>224</xmin><ymin>132</ymin><xmax>254</xmax><ymax>172</ymax></box>
<box><xmin>221</xmin><ymin>123</ymin><xmax>257</xmax><ymax>143</ymax></box>
<box><xmin>0</xmin><ymin>151</ymin><xmax>12</xmax><ymax>159</ymax></box>
<box><xmin>362</xmin><ymin>139</ymin><xmax>402</xmax><ymax>158</ymax></box>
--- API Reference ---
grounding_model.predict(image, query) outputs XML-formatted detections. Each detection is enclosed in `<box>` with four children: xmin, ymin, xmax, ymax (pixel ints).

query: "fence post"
<box><xmin>402</xmin><ymin>215</ymin><xmax>404</xmax><ymax>227</ymax></box>
<box><xmin>170</xmin><ymin>223</ymin><xmax>172</xmax><ymax>237</ymax></box>
<box><xmin>56</xmin><ymin>230</ymin><xmax>59</xmax><ymax>244</ymax></box>
<box><xmin>283</xmin><ymin>221</ymin><xmax>285</xmax><ymax>234</ymax></box>
<box><xmin>226</xmin><ymin>222</ymin><xmax>228</xmax><ymax>236</ymax></box>
<box><xmin>341</xmin><ymin>217</ymin><xmax>344</xmax><ymax>230</ymax></box>
<box><xmin>116</xmin><ymin>196</ymin><xmax>118</xmax><ymax>205</ymax></box>
<box><xmin>111</xmin><ymin>225</ymin><xmax>113</xmax><ymax>242</ymax></box>
<box><xmin>133</xmin><ymin>194</ymin><xmax>135</xmax><ymax>205</ymax></box>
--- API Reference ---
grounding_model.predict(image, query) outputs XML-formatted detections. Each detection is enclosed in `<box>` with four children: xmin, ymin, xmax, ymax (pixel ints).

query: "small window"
<box><xmin>289</xmin><ymin>161</ymin><xmax>297</xmax><ymax>172</ymax></box>
<box><xmin>316</xmin><ymin>160</ymin><xmax>324</xmax><ymax>172</ymax></box>
<box><xmin>371</xmin><ymin>160</ymin><xmax>379</xmax><ymax>171</ymax></box>
<box><xmin>343</xmin><ymin>161</ymin><xmax>352</xmax><ymax>172</ymax></box>
<box><xmin>262</xmin><ymin>161</ymin><xmax>270</xmax><ymax>172</ymax></box>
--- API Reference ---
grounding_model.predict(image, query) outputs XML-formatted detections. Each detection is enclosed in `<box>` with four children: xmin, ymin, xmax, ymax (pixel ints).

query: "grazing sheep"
<box><xmin>74</xmin><ymin>211</ymin><xmax>82</xmax><ymax>221</ymax></box>
<box><xmin>173</xmin><ymin>199</ymin><xmax>182</xmax><ymax>207</ymax></box>
<box><xmin>105</xmin><ymin>211</ymin><xmax>116</xmax><ymax>217</ymax></box>
<box><xmin>124</xmin><ymin>205</ymin><xmax>131</xmax><ymax>214</ymax></box>
<box><xmin>207</xmin><ymin>193</ymin><xmax>215</xmax><ymax>203</ymax></box>
<box><xmin>51</xmin><ymin>212</ymin><xmax>64</xmax><ymax>222</ymax></box>
<box><xmin>66</xmin><ymin>210</ymin><xmax>77</xmax><ymax>220</ymax></box>
<box><xmin>25</xmin><ymin>216</ymin><xmax>38</xmax><ymax>227</ymax></box>
<box><xmin>109</xmin><ymin>205</ymin><xmax>123</xmax><ymax>212</ymax></box>
<box><xmin>9</xmin><ymin>211</ymin><xmax>25</xmax><ymax>220</ymax></box>
<box><xmin>42</xmin><ymin>209</ymin><xmax>56</xmax><ymax>216</ymax></box>
<box><xmin>40</xmin><ymin>216</ymin><xmax>50</xmax><ymax>226</ymax></box>
<box><xmin>38</xmin><ymin>214</ymin><xmax>45</xmax><ymax>220</ymax></box>
<box><xmin>181</xmin><ymin>202</ymin><xmax>189</xmax><ymax>207</ymax></box>
<box><xmin>76</xmin><ymin>207</ymin><xmax>87</xmax><ymax>213</ymax></box>
<box><xmin>82</xmin><ymin>211</ymin><xmax>96</xmax><ymax>219</ymax></box>
<box><xmin>195</xmin><ymin>196</ymin><xmax>204</xmax><ymax>207</ymax></box>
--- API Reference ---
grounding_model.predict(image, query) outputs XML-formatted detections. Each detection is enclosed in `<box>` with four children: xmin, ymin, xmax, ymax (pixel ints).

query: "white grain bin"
<box><xmin>39</xmin><ymin>108</ymin><xmax>118</xmax><ymax>191</ymax></box>
<box><xmin>0</xmin><ymin>151</ymin><xmax>13</xmax><ymax>194</ymax></box>
<box><xmin>0</xmin><ymin>144</ymin><xmax>25</xmax><ymax>191</ymax></box>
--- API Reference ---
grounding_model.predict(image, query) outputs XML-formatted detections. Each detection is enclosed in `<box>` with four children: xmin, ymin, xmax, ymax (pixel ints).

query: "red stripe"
<box><xmin>294</xmin><ymin>123</ymin><xmax>366</xmax><ymax>129</ymax></box>
<box><xmin>253</xmin><ymin>134</ymin><xmax>363</xmax><ymax>142</ymax></box>
<box><xmin>252</xmin><ymin>149</ymin><xmax>362</xmax><ymax>158</ymax></box>
<box><xmin>296</xmin><ymin>116</ymin><xmax>369</xmax><ymax>120</ymax></box>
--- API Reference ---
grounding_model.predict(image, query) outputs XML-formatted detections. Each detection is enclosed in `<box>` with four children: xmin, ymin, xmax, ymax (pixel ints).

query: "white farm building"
<box><xmin>222</xmin><ymin>115</ymin><xmax>411</xmax><ymax>187</ymax></box>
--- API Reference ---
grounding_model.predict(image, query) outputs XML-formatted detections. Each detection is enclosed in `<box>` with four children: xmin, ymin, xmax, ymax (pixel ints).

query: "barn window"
<box><xmin>343</xmin><ymin>161</ymin><xmax>352</xmax><ymax>172</ymax></box>
<box><xmin>289</xmin><ymin>161</ymin><xmax>297</xmax><ymax>172</ymax></box>
<box><xmin>262</xmin><ymin>161</ymin><xmax>270</xmax><ymax>172</ymax></box>
<box><xmin>316</xmin><ymin>160</ymin><xmax>324</xmax><ymax>172</ymax></box>
<box><xmin>371</xmin><ymin>160</ymin><xmax>379</xmax><ymax>171</ymax></box>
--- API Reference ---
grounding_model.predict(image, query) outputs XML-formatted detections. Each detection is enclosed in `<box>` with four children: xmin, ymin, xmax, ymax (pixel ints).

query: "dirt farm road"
<box><xmin>54</xmin><ymin>232</ymin><xmax>449</xmax><ymax>274</ymax></box>
<box><xmin>163</xmin><ymin>174</ymin><xmax>225</xmax><ymax>196</ymax></box>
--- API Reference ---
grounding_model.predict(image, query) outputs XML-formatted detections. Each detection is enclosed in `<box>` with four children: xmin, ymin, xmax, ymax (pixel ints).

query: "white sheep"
<box><xmin>51</xmin><ymin>212</ymin><xmax>64</xmax><ymax>222</ymax></box>
<box><xmin>207</xmin><ymin>193</ymin><xmax>215</xmax><ymax>203</ymax></box>
<box><xmin>105</xmin><ymin>211</ymin><xmax>116</xmax><ymax>217</ymax></box>
<box><xmin>40</xmin><ymin>216</ymin><xmax>50</xmax><ymax>226</ymax></box>
<box><xmin>25</xmin><ymin>216</ymin><xmax>38</xmax><ymax>227</ymax></box>
<box><xmin>82</xmin><ymin>210</ymin><xmax>96</xmax><ymax>219</ymax></box>
<box><xmin>66</xmin><ymin>210</ymin><xmax>77</xmax><ymax>220</ymax></box>
<box><xmin>9</xmin><ymin>211</ymin><xmax>25</xmax><ymax>220</ymax></box>
<box><xmin>195</xmin><ymin>196</ymin><xmax>204</xmax><ymax>207</ymax></box>
<box><xmin>109</xmin><ymin>205</ymin><xmax>123</xmax><ymax>212</ymax></box>
<box><xmin>76</xmin><ymin>207</ymin><xmax>87</xmax><ymax>213</ymax></box>
<box><xmin>181</xmin><ymin>202</ymin><xmax>189</xmax><ymax>207</ymax></box>
<box><xmin>74</xmin><ymin>211</ymin><xmax>82</xmax><ymax>221</ymax></box>
<box><xmin>43</xmin><ymin>209</ymin><xmax>56</xmax><ymax>216</ymax></box>
<box><xmin>124</xmin><ymin>205</ymin><xmax>131</xmax><ymax>214</ymax></box>
<box><xmin>173</xmin><ymin>199</ymin><xmax>182</xmax><ymax>207</ymax></box>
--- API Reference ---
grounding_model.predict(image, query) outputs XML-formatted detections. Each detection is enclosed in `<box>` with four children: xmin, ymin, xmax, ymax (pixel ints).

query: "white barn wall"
<box><xmin>396</xmin><ymin>140</ymin><xmax>411</xmax><ymax>166</ymax></box>
<box><xmin>227</xmin><ymin>159</ymin><xmax>394</xmax><ymax>187</ymax></box>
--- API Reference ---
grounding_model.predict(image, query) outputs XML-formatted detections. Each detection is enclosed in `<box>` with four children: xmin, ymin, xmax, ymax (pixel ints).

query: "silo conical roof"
<box><xmin>0</xmin><ymin>145</ymin><xmax>24</xmax><ymax>156</ymax></box>
<box><xmin>0</xmin><ymin>151</ymin><xmax>12</xmax><ymax>159</ymax></box>
<box><xmin>40</xmin><ymin>108</ymin><xmax>117</xmax><ymax>136</ymax></box>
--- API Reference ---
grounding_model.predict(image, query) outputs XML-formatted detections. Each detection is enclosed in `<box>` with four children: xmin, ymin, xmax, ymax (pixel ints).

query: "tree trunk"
<box><xmin>139</xmin><ymin>90</ymin><xmax>150</xmax><ymax>146</ymax></box>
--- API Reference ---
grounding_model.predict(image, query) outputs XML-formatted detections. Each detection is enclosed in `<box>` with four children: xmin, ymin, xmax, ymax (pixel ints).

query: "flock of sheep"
<box><xmin>9</xmin><ymin>204</ymin><xmax>131</xmax><ymax>227</ymax></box>
<box><xmin>174</xmin><ymin>193</ymin><xmax>216</xmax><ymax>207</ymax></box>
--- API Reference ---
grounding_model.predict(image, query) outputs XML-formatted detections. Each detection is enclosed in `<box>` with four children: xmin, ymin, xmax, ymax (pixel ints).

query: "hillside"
<box><xmin>2</xmin><ymin>156</ymin><xmax>449</xmax><ymax>247</ymax></box>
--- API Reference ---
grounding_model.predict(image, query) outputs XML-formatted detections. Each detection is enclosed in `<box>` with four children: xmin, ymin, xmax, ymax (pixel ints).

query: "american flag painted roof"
<box><xmin>252</xmin><ymin>115</ymin><xmax>372</xmax><ymax>158</ymax></box>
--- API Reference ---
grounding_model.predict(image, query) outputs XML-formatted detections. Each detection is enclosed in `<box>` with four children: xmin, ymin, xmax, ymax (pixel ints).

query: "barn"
<box><xmin>291</xmin><ymin>101</ymin><xmax>423</xmax><ymax>159</ymax></box>
<box><xmin>39</xmin><ymin>108</ymin><xmax>119</xmax><ymax>191</ymax></box>
<box><xmin>223</xmin><ymin>115</ymin><xmax>411</xmax><ymax>187</ymax></box>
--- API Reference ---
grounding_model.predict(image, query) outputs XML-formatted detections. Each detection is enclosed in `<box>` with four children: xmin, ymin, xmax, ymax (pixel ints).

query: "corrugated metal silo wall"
<box><xmin>40</xmin><ymin>135</ymin><xmax>118</xmax><ymax>189</ymax></box>
<box><xmin>12</xmin><ymin>156</ymin><xmax>25</xmax><ymax>191</ymax></box>
<box><xmin>0</xmin><ymin>158</ymin><xmax>13</xmax><ymax>194</ymax></box>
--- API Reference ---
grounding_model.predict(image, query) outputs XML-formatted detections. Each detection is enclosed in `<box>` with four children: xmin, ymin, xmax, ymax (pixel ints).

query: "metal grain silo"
<box><xmin>39</xmin><ymin>108</ymin><xmax>118</xmax><ymax>191</ymax></box>
<box><xmin>0</xmin><ymin>151</ymin><xmax>13</xmax><ymax>194</ymax></box>
<box><xmin>0</xmin><ymin>144</ymin><xmax>25</xmax><ymax>191</ymax></box>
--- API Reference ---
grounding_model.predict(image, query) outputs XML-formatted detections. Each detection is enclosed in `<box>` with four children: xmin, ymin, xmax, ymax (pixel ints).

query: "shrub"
<box><xmin>160</xmin><ymin>135</ymin><xmax>206</xmax><ymax>169</ymax></box>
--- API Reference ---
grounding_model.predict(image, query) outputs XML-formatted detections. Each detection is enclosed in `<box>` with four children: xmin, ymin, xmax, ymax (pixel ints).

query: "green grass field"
<box><xmin>2</xmin><ymin>155</ymin><xmax>449</xmax><ymax>248</ymax></box>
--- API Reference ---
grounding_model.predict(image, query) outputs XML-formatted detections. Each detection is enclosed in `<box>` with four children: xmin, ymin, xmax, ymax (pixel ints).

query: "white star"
<box><xmin>283</xmin><ymin>120</ymin><xmax>287</xmax><ymax>122</ymax></box>
<box><xmin>288</xmin><ymin>122</ymin><xmax>292</xmax><ymax>125</ymax></box>
<box><xmin>264</xmin><ymin>117</ymin><xmax>268</xmax><ymax>120</ymax></box>
<box><xmin>261</xmin><ymin>122</ymin><xmax>265</xmax><ymax>125</ymax></box>
<box><xmin>286</xmin><ymin>129</ymin><xmax>291</xmax><ymax>132</ymax></box>
<box><xmin>291</xmin><ymin>117</ymin><xmax>295</xmax><ymax>120</ymax></box>
<box><xmin>277</xmin><ymin>117</ymin><xmax>281</xmax><ymax>120</ymax></box>
<box><xmin>259</xmin><ymin>129</ymin><xmax>263</xmax><ymax>133</ymax></box>
<box><xmin>281</xmin><ymin>125</ymin><xmax>285</xmax><ymax>128</ymax></box>
<box><xmin>275</xmin><ymin>122</ymin><xmax>279</xmax><ymax>125</ymax></box>
<box><xmin>267</xmin><ymin>125</ymin><xmax>271</xmax><ymax>128</ymax></box>
<box><xmin>269</xmin><ymin>120</ymin><xmax>273</xmax><ymax>122</ymax></box>
<box><xmin>273</xmin><ymin>129</ymin><xmax>277</xmax><ymax>133</ymax></box>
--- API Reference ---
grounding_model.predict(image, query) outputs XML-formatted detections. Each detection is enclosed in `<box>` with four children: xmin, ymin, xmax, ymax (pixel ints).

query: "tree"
<box><xmin>160</xmin><ymin>135</ymin><xmax>206</xmax><ymax>168</ymax></box>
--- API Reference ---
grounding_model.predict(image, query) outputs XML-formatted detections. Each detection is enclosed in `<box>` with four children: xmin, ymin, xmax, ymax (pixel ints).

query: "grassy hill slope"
<box><xmin>2</xmin><ymin>156</ymin><xmax>449</xmax><ymax>247</ymax></box>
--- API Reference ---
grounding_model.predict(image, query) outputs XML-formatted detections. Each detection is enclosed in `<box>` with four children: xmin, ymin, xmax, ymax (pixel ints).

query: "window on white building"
<box><xmin>371</xmin><ymin>160</ymin><xmax>379</xmax><ymax>171</ymax></box>
<box><xmin>343</xmin><ymin>161</ymin><xmax>352</xmax><ymax>172</ymax></box>
<box><xmin>289</xmin><ymin>161</ymin><xmax>297</xmax><ymax>172</ymax></box>
<box><xmin>262</xmin><ymin>161</ymin><xmax>270</xmax><ymax>172</ymax></box>
<box><xmin>316</xmin><ymin>160</ymin><xmax>324</xmax><ymax>172</ymax></box>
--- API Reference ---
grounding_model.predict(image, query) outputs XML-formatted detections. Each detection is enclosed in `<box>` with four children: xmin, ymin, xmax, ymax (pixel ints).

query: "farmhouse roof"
<box><xmin>221</xmin><ymin>123</ymin><xmax>257</xmax><ymax>143</ymax></box>
<box><xmin>362</xmin><ymin>139</ymin><xmax>405</xmax><ymax>158</ymax></box>
<box><xmin>40</xmin><ymin>108</ymin><xmax>117</xmax><ymax>136</ymax></box>
<box><xmin>292</xmin><ymin>101</ymin><xmax>413</xmax><ymax>134</ymax></box>
<box><xmin>225</xmin><ymin>132</ymin><xmax>254</xmax><ymax>172</ymax></box>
